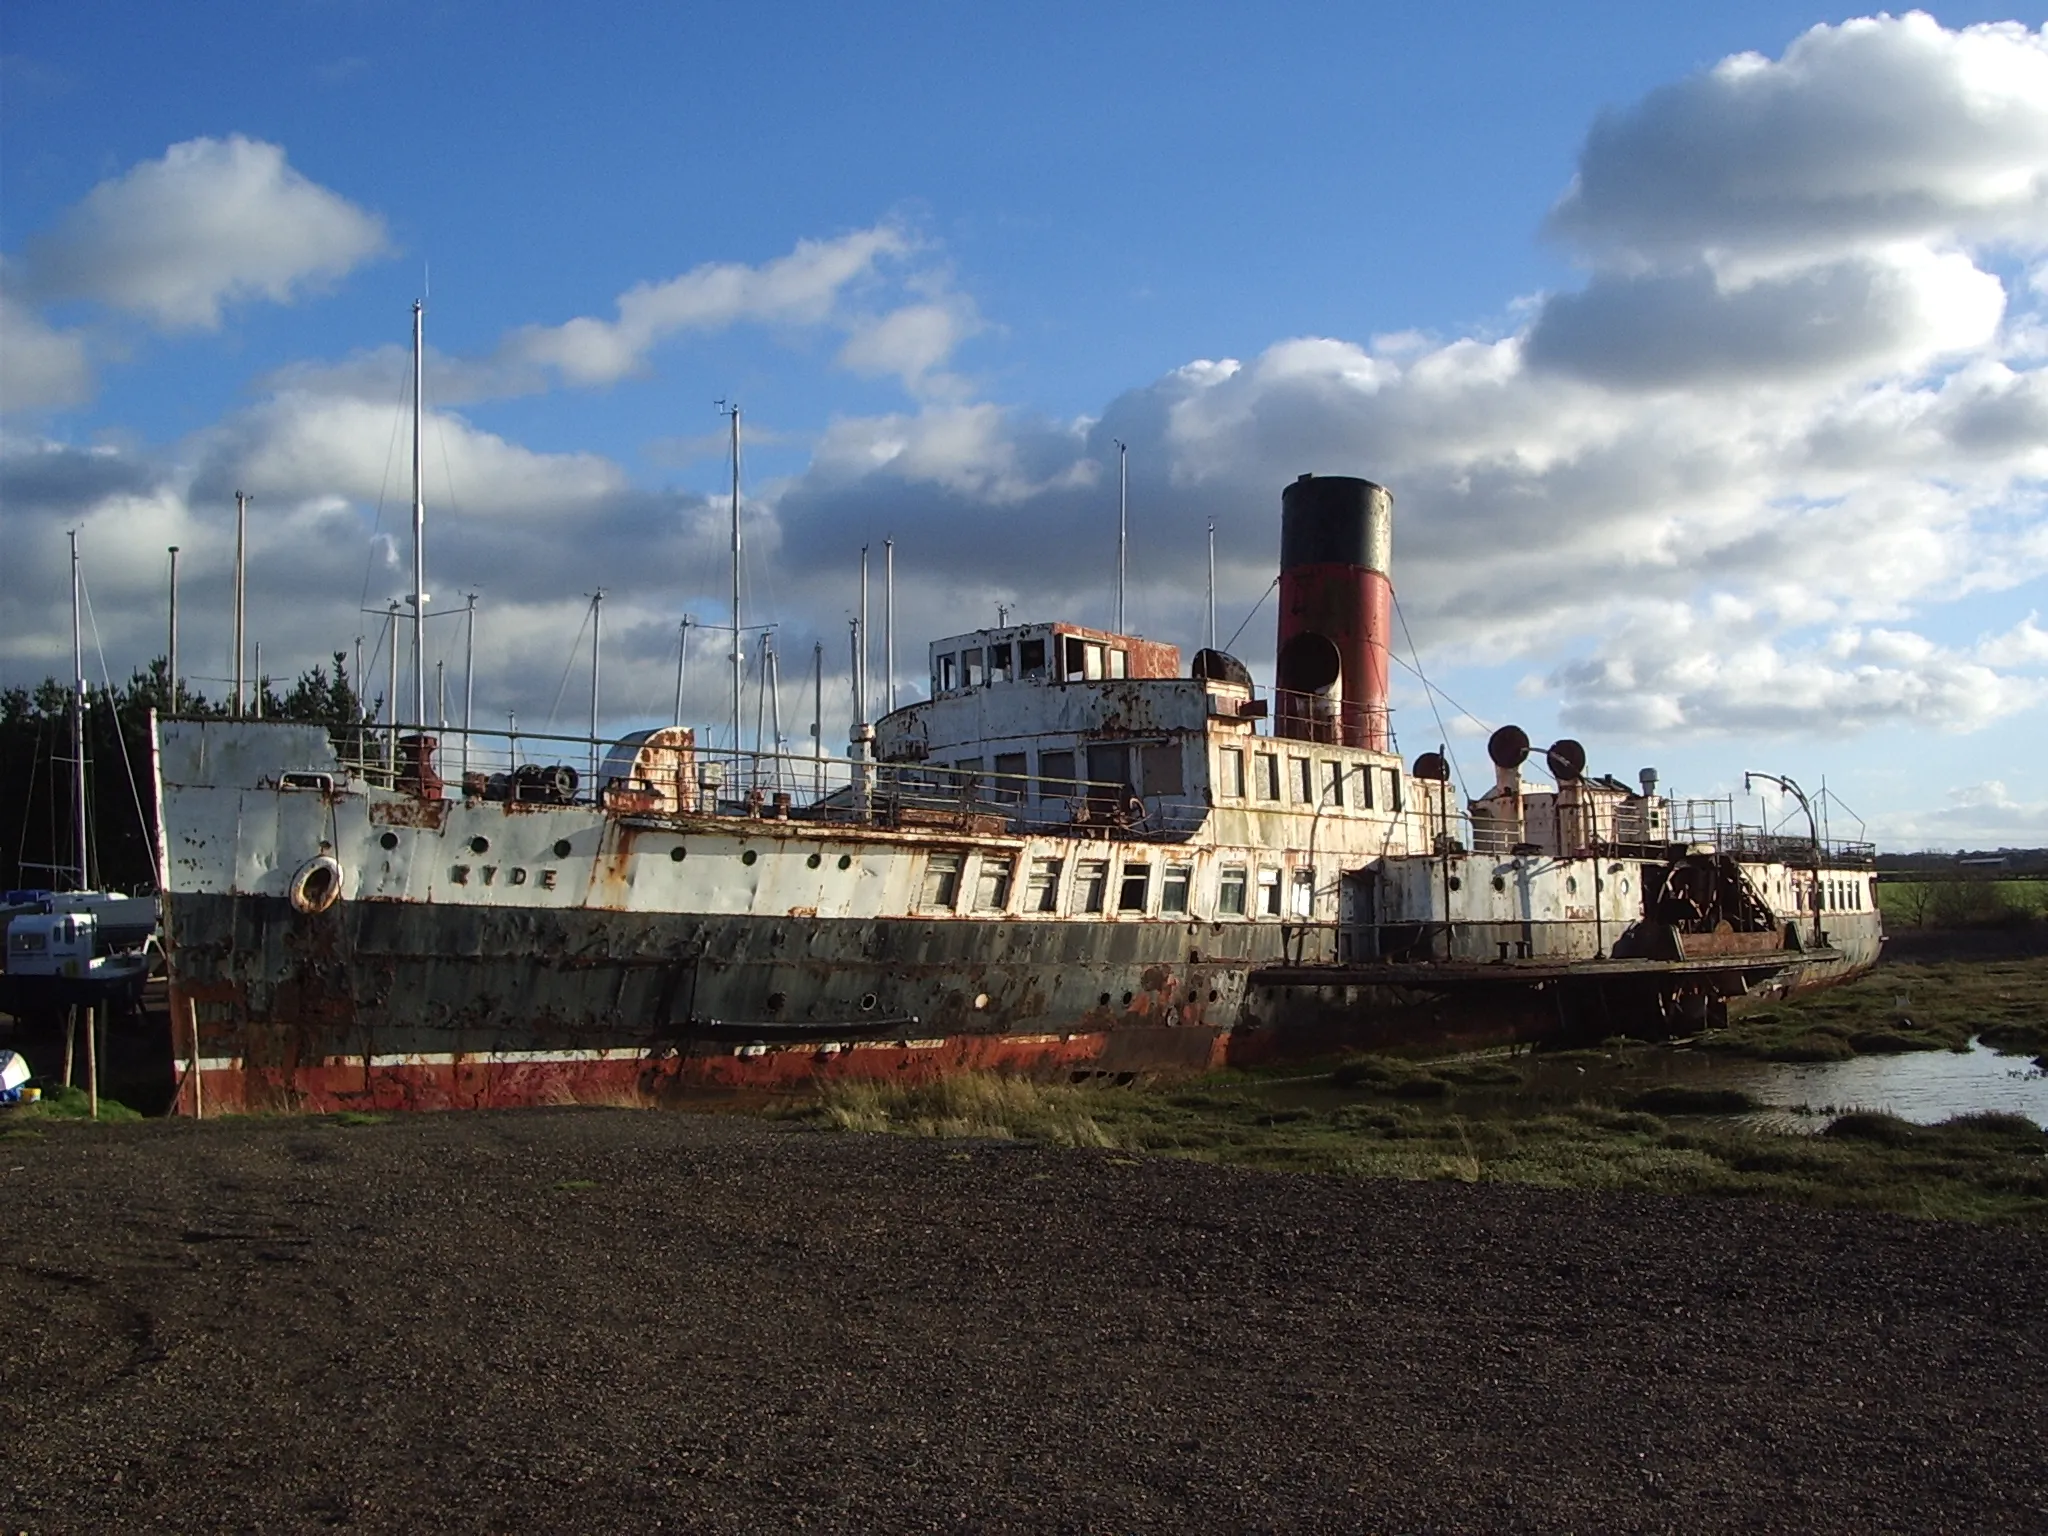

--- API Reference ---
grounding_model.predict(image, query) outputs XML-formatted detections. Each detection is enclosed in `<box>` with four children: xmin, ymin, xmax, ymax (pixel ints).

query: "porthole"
<box><xmin>1447</xmin><ymin>877</ymin><xmax>1462</xmax><ymax>892</ymax></box>
<box><xmin>670</xmin><ymin>845</ymin><xmax>686</xmax><ymax>862</ymax></box>
<box><xmin>1566</xmin><ymin>876</ymin><xmax>1579</xmax><ymax>895</ymax></box>
<box><xmin>553</xmin><ymin>839</ymin><xmax>572</xmax><ymax>859</ymax></box>
<box><xmin>379</xmin><ymin>831</ymin><xmax>399</xmax><ymax>851</ymax></box>
<box><xmin>859</xmin><ymin>992</ymin><xmax>878</xmax><ymax>1012</ymax></box>
<box><xmin>741</xmin><ymin>849</ymin><xmax>758</xmax><ymax>866</ymax></box>
<box><xmin>1620</xmin><ymin>879</ymin><xmax>1631</xmax><ymax>895</ymax></box>
<box><xmin>1207</xmin><ymin>989</ymin><xmax>1219</xmax><ymax>1002</ymax></box>
<box><xmin>766</xmin><ymin>991</ymin><xmax>787</xmax><ymax>1013</ymax></box>
<box><xmin>1492</xmin><ymin>875</ymin><xmax>1506</xmax><ymax>893</ymax></box>
<box><xmin>470</xmin><ymin>836</ymin><xmax>490</xmax><ymax>855</ymax></box>
<box><xmin>1121</xmin><ymin>991</ymin><xmax>1134</xmax><ymax>1006</ymax></box>
<box><xmin>973</xmin><ymin>992</ymin><xmax>989</xmax><ymax>1011</ymax></box>
<box><xmin>1099</xmin><ymin>992</ymin><xmax>1112</xmax><ymax>1007</ymax></box>
<box><xmin>838</xmin><ymin>854</ymin><xmax>852</xmax><ymax>870</ymax></box>
<box><xmin>807</xmin><ymin>852</ymin><xmax>822</xmax><ymax>869</ymax></box>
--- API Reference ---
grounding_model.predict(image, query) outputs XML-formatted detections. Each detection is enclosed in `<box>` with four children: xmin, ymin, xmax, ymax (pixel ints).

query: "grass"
<box><xmin>782</xmin><ymin>1069</ymin><xmax>2047</xmax><ymax>1226</ymax></box>
<box><xmin>8</xmin><ymin>1085</ymin><xmax>144</xmax><ymax>1123</ymax></box>
<box><xmin>1697</xmin><ymin>956</ymin><xmax>2048</xmax><ymax>1061</ymax></box>
<box><xmin>1877</xmin><ymin>879</ymin><xmax>2046</xmax><ymax>928</ymax></box>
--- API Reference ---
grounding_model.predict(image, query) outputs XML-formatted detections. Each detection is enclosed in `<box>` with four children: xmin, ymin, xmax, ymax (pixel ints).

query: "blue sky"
<box><xmin>4</xmin><ymin>3</ymin><xmax>2046</xmax><ymax>848</ymax></box>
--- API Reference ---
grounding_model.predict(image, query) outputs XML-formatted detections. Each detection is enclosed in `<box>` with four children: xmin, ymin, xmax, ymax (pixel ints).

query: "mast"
<box><xmin>727</xmin><ymin>403</ymin><xmax>742</xmax><ymax>757</ymax></box>
<box><xmin>858</xmin><ymin>544</ymin><xmax>870</xmax><ymax>727</ymax></box>
<box><xmin>1114</xmin><ymin>439</ymin><xmax>1127</xmax><ymax>633</ymax></box>
<box><xmin>232</xmin><ymin>491</ymin><xmax>247</xmax><ymax>717</ymax></box>
<box><xmin>812</xmin><ymin>639</ymin><xmax>823</xmax><ymax>797</ymax></box>
<box><xmin>588</xmin><ymin>590</ymin><xmax>604</xmax><ymax>789</ymax></box>
<box><xmin>253</xmin><ymin>642</ymin><xmax>263</xmax><ymax>718</ymax></box>
<box><xmin>1207</xmin><ymin>520</ymin><xmax>1216</xmax><ymax>649</ymax></box>
<box><xmin>411</xmin><ymin>299</ymin><xmax>428</xmax><ymax>735</ymax></box>
<box><xmin>166</xmin><ymin>545</ymin><xmax>180</xmax><ymax>711</ymax></box>
<box><xmin>766</xmin><ymin>637</ymin><xmax>783</xmax><ymax>790</ymax></box>
<box><xmin>884</xmin><ymin>537</ymin><xmax>895</xmax><ymax>713</ymax></box>
<box><xmin>68</xmin><ymin>531</ymin><xmax>89</xmax><ymax>891</ymax></box>
<box><xmin>385</xmin><ymin>599</ymin><xmax>399</xmax><ymax>773</ymax></box>
<box><xmin>674</xmin><ymin>616</ymin><xmax>692</xmax><ymax>727</ymax></box>
<box><xmin>462</xmin><ymin>593</ymin><xmax>477</xmax><ymax>781</ymax></box>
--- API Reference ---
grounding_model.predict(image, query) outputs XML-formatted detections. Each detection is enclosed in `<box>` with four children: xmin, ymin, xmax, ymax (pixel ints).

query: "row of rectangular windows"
<box><xmin>1216</xmin><ymin>747</ymin><xmax>1404</xmax><ymax>813</ymax></box>
<box><xmin>934</xmin><ymin>636</ymin><xmax>1129</xmax><ymax>692</ymax></box>
<box><xmin>920</xmin><ymin>852</ymin><xmax>1311</xmax><ymax>919</ymax></box>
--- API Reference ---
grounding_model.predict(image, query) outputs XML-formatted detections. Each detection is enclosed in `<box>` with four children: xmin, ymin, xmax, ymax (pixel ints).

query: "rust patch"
<box><xmin>370</xmin><ymin>798</ymin><xmax>449</xmax><ymax>830</ymax></box>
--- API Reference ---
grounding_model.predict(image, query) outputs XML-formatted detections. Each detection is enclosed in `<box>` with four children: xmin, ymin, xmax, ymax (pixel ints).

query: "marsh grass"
<box><xmin>15</xmin><ymin>1085</ymin><xmax>143</xmax><ymax>1123</ymax></box>
<box><xmin>792</xmin><ymin>1070</ymin><xmax>2047</xmax><ymax>1225</ymax></box>
<box><xmin>1699</xmin><ymin>957</ymin><xmax>2048</xmax><ymax>1060</ymax></box>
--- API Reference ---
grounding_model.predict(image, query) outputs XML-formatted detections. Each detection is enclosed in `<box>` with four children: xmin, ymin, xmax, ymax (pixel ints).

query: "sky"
<box><xmin>2</xmin><ymin>2</ymin><xmax>2046</xmax><ymax>851</ymax></box>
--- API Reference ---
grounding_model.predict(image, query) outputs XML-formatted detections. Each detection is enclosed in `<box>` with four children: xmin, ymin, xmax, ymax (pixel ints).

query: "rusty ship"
<box><xmin>151</xmin><ymin>473</ymin><xmax>1883</xmax><ymax>1113</ymax></box>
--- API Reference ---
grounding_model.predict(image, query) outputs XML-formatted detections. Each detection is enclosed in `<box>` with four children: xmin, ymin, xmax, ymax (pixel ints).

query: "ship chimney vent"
<box><xmin>1639</xmin><ymin>767</ymin><xmax>1659</xmax><ymax>796</ymax></box>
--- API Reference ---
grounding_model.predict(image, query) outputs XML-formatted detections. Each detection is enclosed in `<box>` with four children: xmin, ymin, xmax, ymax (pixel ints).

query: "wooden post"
<box><xmin>187</xmin><ymin>995</ymin><xmax>204</xmax><ymax>1120</ymax></box>
<box><xmin>62</xmin><ymin>1005</ymin><xmax>75</xmax><ymax>1088</ymax></box>
<box><xmin>84</xmin><ymin>1003</ymin><xmax>98</xmax><ymax>1119</ymax></box>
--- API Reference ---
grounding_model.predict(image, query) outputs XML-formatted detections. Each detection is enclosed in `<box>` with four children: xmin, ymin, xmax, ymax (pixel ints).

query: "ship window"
<box><xmin>937</xmin><ymin>653</ymin><xmax>957</xmax><ymax>692</ymax></box>
<box><xmin>989</xmin><ymin>643</ymin><xmax>1013</xmax><ymax>683</ymax></box>
<box><xmin>1218</xmin><ymin>866</ymin><xmax>1248</xmax><ymax>916</ymax></box>
<box><xmin>1063</xmin><ymin>636</ymin><xmax>1088</xmax><ymax>680</ymax></box>
<box><xmin>1161</xmin><ymin>865</ymin><xmax>1192</xmax><ymax>914</ymax></box>
<box><xmin>975</xmin><ymin>855</ymin><xmax>1014</xmax><ymax>911</ymax></box>
<box><xmin>1387</xmin><ymin>769</ymin><xmax>1403</xmax><ymax>812</ymax></box>
<box><xmin>1255</xmin><ymin>753</ymin><xmax>1280</xmax><ymax>801</ymax></box>
<box><xmin>1141</xmin><ymin>743</ymin><xmax>1183</xmax><ymax>797</ymax></box>
<box><xmin>1019</xmin><ymin>638</ymin><xmax>1047</xmax><ymax>680</ymax></box>
<box><xmin>1107</xmin><ymin>648</ymin><xmax>1128</xmax><ymax>679</ymax></box>
<box><xmin>1038</xmin><ymin>749</ymin><xmax>1076</xmax><ymax>801</ymax></box>
<box><xmin>921</xmin><ymin>852</ymin><xmax>963</xmax><ymax>909</ymax></box>
<box><xmin>1219</xmin><ymin>747</ymin><xmax>1246</xmax><ymax>799</ymax></box>
<box><xmin>1358</xmin><ymin>763</ymin><xmax>1375</xmax><ymax>810</ymax></box>
<box><xmin>1257</xmin><ymin>867</ymin><xmax>1283</xmax><ymax>917</ymax></box>
<box><xmin>1077</xmin><ymin>859</ymin><xmax>1109</xmax><ymax>914</ymax></box>
<box><xmin>1026</xmin><ymin>857</ymin><xmax>1063</xmax><ymax>912</ymax></box>
<box><xmin>1291</xmin><ymin>757</ymin><xmax>1313</xmax><ymax>803</ymax></box>
<box><xmin>1292</xmin><ymin>869</ymin><xmax>1316</xmax><ymax>918</ymax></box>
<box><xmin>963</xmin><ymin>648</ymin><xmax>985</xmax><ymax>687</ymax></box>
<box><xmin>1324</xmin><ymin>761</ymin><xmax>1346</xmax><ymax>808</ymax></box>
<box><xmin>1083</xmin><ymin>643</ymin><xmax>1105</xmax><ymax>680</ymax></box>
<box><xmin>992</xmin><ymin>752</ymin><xmax>1028</xmax><ymax>802</ymax></box>
<box><xmin>1118</xmin><ymin>862</ymin><xmax>1151</xmax><ymax>913</ymax></box>
<box><xmin>953</xmin><ymin>758</ymin><xmax>982</xmax><ymax>796</ymax></box>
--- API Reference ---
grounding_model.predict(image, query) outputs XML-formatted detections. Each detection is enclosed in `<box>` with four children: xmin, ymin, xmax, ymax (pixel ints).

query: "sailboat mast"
<box><xmin>69</xmin><ymin>530</ymin><xmax>90</xmax><ymax>891</ymax></box>
<box><xmin>411</xmin><ymin>299</ymin><xmax>428</xmax><ymax>734</ymax></box>
<box><xmin>232</xmin><ymin>491</ymin><xmax>247</xmax><ymax>717</ymax></box>
<box><xmin>1114</xmin><ymin>439</ymin><xmax>1128</xmax><ymax>633</ymax></box>
<box><xmin>728</xmin><ymin>404</ymin><xmax>742</xmax><ymax>758</ymax></box>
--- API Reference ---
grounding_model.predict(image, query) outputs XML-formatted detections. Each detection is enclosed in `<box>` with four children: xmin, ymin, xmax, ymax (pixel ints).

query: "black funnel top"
<box><xmin>1280</xmin><ymin>474</ymin><xmax>1391</xmax><ymax>569</ymax></box>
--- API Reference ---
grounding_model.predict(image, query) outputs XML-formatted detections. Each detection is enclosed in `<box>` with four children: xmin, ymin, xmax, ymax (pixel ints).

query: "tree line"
<box><xmin>1</xmin><ymin>655</ymin><xmax>375</xmax><ymax>896</ymax></box>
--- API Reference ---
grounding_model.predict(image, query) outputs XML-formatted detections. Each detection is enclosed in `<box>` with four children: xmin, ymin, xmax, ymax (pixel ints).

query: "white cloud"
<box><xmin>21</xmin><ymin>136</ymin><xmax>388</xmax><ymax>330</ymax></box>
<box><xmin>1868</xmin><ymin>780</ymin><xmax>2048</xmax><ymax>850</ymax></box>
<box><xmin>0</xmin><ymin>284</ymin><xmax>92</xmax><ymax>410</ymax></box>
<box><xmin>1548</xmin><ymin>14</ymin><xmax>2048</xmax><ymax>265</ymax></box>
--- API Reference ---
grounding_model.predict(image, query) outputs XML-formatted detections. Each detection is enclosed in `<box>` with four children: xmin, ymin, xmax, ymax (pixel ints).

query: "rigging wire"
<box><xmin>357</xmin><ymin>352</ymin><xmax>416</xmax><ymax>631</ymax></box>
<box><xmin>79</xmin><ymin>569</ymin><xmax>155</xmax><ymax>886</ymax></box>
<box><xmin>1223</xmin><ymin>577</ymin><xmax>1279</xmax><ymax>653</ymax></box>
<box><xmin>542</xmin><ymin>598</ymin><xmax>596</xmax><ymax>734</ymax></box>
<box><xmin>1392</xmin><ymin>590</ymin><xmax>1475</xmax><ymax>808</ymax></box>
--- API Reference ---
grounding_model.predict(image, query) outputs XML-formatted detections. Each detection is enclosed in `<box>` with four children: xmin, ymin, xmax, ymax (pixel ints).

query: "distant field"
<box><xmin>1876</xmin><ymin>878</ymin><xmax>2047</xmax><ymax>927</ymax></box>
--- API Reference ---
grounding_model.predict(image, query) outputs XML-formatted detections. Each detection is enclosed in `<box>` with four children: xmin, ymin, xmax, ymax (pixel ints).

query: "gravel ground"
<box><xmin>3</xmin><ymin>1109</ymin><xmax>2043</xmax><ymax>1534</ymax></box>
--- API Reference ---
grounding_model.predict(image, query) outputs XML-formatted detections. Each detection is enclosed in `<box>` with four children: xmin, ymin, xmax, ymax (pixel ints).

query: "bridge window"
<box><xmin>993</xmin><ymin>753</ymin><xmax>1027</xmax><ymax>802</ymax></box>
<box><xmin>1386</xmin><ymin>769</ymin><xmax>1403</xmax><ymax>812</ymax></box>
<box><xmin>1038</xmin><ymin>749</ymin><xmax>1076</xmax><ymax>801</ymax></box>
<box><xmin>1019</xmin><ymin>638</ymin><xmax>1048</xmax><ymax>679</ymax></box>
<box><xmin>1026</xmin><ymin>857</ymin><xmax>1063</xmax><ymax>912</ymax></box>
<box><xmin>1357</xmin><ymin>763</ymin><xmax>1375</xmax><ymax>810</ymax></box>
<box><xmin>1107</xmin><ymin>648</ymin><xmax>1128</xmax><ymax>679</ymax></box>
<box><xmin>1141</xmin><ymin>743</ymin><xmax>1183</xmax><ymax>797</ymax></box>
<box><xmin>1118</xmin><ymin>862</ymin><xmax>1151</xmax><ymax>913</ymax></box>
<box><xmin>1076</xmin><ymin>859</ymin><xmax>1109</xmax><ymax>914</ymax></box>
<box><xmin>1324</xmin><ymin>761</ymin><xmax>1346</xmax><ymax>808</ymax></box>
<box><xmin>1161</xmin><ymin>865</ymin><xmax>1192</xmax><ymax>914</ymax></box>
<box><xmin>1291</xmin><ymin>757</ymin><xmax>1313</xmax><ymax>803</ymax></box>
<box><xmin>989</xmin><ymin>642</ymin><xmax>1013</xmax><ymax>683</ymax></box>
<box><xmin>1258</xmin><ymin>867</ymin><xmax>1283</xmax><ymax>917</ymax></box>
<box><xmin>1292</xmin><ymin>869</ymin><xmax>1316</xmax><ymax>918</ymax></box>
<box><xmin>1255</xmin><ymin>753</ymin><xmax>1279</xmax><ymax>801</ymax></box>
<box><xmin>920</xmin><ymin>853</ymin><xmax>962</xmax><ymax>910</ymax></box>
<box><xmin>937</xmin><ymin>653</ymin><xmax>957</xmax><ymax>692</ymax></box>
<box><xmin>963</xmin><ymin>648</ymin><xmax>985</xmax><ymax>687</ymax></box>
<box><xmin>1219</xmin><ymin>747</ymin><xmax>1245</xmax><ymax>799</ymax></box>
<box><xmin>1218</xmin><ymin>866</ymin><xmax>1248</xmax><ymax>916</ymax></box>
<box><xmin>975</xmin><ymin>855</ymin><xmax>1014</xmax><ymax>911</ymax></box>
